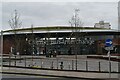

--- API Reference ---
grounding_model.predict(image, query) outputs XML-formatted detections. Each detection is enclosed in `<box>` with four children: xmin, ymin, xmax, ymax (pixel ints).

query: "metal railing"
<box><xmin>3</xmin><ymin>56</ymin><xmax>119</xmax><ymax>73</ymax></box>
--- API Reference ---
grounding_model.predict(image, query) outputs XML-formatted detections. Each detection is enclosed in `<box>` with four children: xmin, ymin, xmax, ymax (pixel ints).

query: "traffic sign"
<box><xmin>105</xmin><ymin>46</ymin><xmax>114</xmax><ymax>51</ymax></box>
<box><xmin>105</xmin><ymin>39</ymin><xmax>113</xmax><ymax>78</ymax></box>
<box><xmin>105</xmin><ymin>39</ymin><xmax>112</xmax><ymax>47</ymax></box>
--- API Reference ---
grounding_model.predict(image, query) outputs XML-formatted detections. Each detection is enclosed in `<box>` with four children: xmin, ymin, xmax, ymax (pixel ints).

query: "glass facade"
<box><xmin>2</xmin><ymin>31</ymin><xmax>120</xmax><ymax>56</ymax></box>
<box><xmin>29</xmin><ymin>34</ymin><xmax>119</xmax><ymax>55</ymax></box>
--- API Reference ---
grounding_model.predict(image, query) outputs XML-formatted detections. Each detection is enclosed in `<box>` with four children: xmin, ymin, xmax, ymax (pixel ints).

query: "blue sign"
<box><xmin>105</xmin><ymin>39</ymin><xmax>112</xmax><ymax>47</ymax></box>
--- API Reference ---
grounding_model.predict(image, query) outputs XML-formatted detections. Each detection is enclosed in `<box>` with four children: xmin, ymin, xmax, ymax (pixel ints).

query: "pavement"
<box><xmin>1</xmin><ymin>55</ymin><xmax>120</xmax><ymax>80</ymax></box>
<box><xmin>2</xmin><ymin>55</ymin><xmax>119</xmax><ymax>72</ymax></box>
<box><xmin>2</xmin><ymin>55</ymin><xmax>119</xmax><ymax>60</ymax></box>
<box><xmin>2</xmin><ymin>74</ymin><xmax>90</xmax><ymax>80</ymax></box>
<box><xmin>2</xmin><ymin>55</ymin><xmax>87</xmax><ymax>60</ymax></box>
<box><xmin>1</xmin><ymin>67</ymin><xmax>120</xmax><ymax>80</ymax></box>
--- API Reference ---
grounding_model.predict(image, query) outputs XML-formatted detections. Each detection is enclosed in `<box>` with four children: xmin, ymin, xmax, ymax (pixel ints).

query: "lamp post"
<box><xmin>31</xmin><ymin>24</ymin><xmax>34</xmax><ymax>65</ymax></box>
<box><xmin>74</xmin><ymin>9</ymin><xmax>79</xmax><ymax>70</ymax></box>
<box><xmin>69</xmin><ymin>9</ymin><xmax>83</xmax><ymax>70</ymax></box>
<box><xmin>1</xmin><ymin>30</ymin><xmax>3</xmax><ymax>71</ymax></box>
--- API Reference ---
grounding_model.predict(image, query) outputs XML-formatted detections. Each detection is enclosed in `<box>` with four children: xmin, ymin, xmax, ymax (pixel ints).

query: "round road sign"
<box><xmin>105</xmin><ymin>39</ymin><xmax>112</xmax><ymax>47</ymax></box>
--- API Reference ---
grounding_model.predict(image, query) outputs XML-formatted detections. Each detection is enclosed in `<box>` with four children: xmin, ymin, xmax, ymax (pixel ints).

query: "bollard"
<box><xmin>41</xmin><ymin>61</ymin><xmax>43</xmax><ymax>68</ymax></box>
<box><xmin>19</xmin><ymin>55</ymin><xmax>22</xmax><ymax>63</ymax></box>
<box><xmin>51</xmin><ymin>61</ymin><xmax>54</xmax><ymax>69</ymax></box>
<box><xmin>86</xmin><ymin>60</ymin><xmax>88</xmax><ymax>71</ymax></box>
<box><xmin>25</xmin><ymin>57</ymin><xmax>26</xmax><ymax>67</ymax></box>
<box><xmin>9</xmin><ymin>55</ymin><xmax>11</xmax><ymax>67</ymax></box>
<box><xmin>57</xmin><ymin>59</ymin><xmax>58</xmax><ymax>69</ymax></box>
<box><xmin>60</xmin><ymin>62</ymin><xmax>63</xmax><ymax>70</ymax></box>
<box><xmin>15</xmin><ymin>56</ymin><xmax>16</xmax><ymax>66</ymax></box>
<box><xmin>41</xmin><ymin>59</ymin><xmax>42</xmax><ymax>68</ymax></box>
<box><xmin>68</xmin><ymin>62</ymin><xmax>70</xmax><ymax>70</ymax></box>
<box><xmin>72</xmin><ymin>60</ymin><xmax>74</xmax><ymax>70</ymax></box>
<box><xmin>99</xmin><ymin>61</ymin><xmax>101</xmax><ymax>72</ymax></box>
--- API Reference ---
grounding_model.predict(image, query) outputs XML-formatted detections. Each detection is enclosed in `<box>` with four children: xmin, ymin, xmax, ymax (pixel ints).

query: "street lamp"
<box><xmin>1</xmin><ymin>30</ymin><xmax>3</xmax><ymax>71</ymax></box>
<box><xmin>69</xmin><ymin>8</ymin><xmax>83</xmax><ymax>70</ymax></box>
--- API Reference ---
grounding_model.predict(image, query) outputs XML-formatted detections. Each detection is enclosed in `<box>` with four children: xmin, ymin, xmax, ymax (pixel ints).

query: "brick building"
<box><xmin>2</xmin><ymin>26</ymin><xmax>120</xmax><ymax>55</ymax></box>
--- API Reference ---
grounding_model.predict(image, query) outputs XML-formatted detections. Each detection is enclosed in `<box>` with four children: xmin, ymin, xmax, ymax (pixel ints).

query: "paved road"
<box><xmin>2</xmin><ymin>74</ymin><xmax>58</xmax><ymax>78</ymax></box>
<box><xmin>2</xmin><ymin>66</ymin><xmax>119</xmax><ymax>79</ymax></box>
<box><xmin>2</xmin><ymin>74</ymin><xmax>87</xmax><ymax>80</ymax></box>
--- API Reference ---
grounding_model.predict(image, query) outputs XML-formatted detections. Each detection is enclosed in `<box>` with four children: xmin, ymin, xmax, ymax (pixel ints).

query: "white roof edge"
<box><xmin>3</xmin><ymin>29</ymin><xmax>118</xmax><ymax>35</ymax></box>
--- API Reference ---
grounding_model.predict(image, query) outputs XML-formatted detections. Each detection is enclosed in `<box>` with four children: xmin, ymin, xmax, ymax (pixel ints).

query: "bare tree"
<box><xmin>69</xmin><ymin>9</ymin><xmax>84</xmax><ymax>32</ymax></box>
<box><xmin>9</xmin><ymin>10</ymin><xmax>22</xmax><ymax>30</ymax></box>
<box><xmin>8</xmin><ymin>10</ymin><xmax>22</xmax><ymax>65</ymax></box>
<box><xmin>69</xmin><ymin>9</ymin><xmax>84</xmax><ymax>70</ymax></box>
<box><xmin>8</xmin><ymin>10</ymin><xmax>22</xmax><ymax>53</ymax></box>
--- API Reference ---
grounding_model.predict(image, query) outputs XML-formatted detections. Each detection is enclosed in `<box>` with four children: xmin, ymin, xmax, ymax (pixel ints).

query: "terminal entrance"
<box><xmin>35</xmin><ymin>37</ymin><xmax>97</xmax><ymax>55</ymax></box>
<box><xmin>3</xmin><ymin>32</ymin><xmax>120</xmax><ymax>55</ymax></box>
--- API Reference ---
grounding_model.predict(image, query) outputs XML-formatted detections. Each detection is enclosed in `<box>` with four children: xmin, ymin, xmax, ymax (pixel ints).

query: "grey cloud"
<box><xmin>2</xmin><ymin>2</ymin><xmax>118</xmax><ymax>30</ymax></box>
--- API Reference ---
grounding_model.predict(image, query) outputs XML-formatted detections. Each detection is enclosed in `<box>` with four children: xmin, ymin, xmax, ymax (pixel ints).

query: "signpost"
<box><xmin>105</xmin><ymin>39</ymin><xmax>113</xmax><ymax>78</ymax></box>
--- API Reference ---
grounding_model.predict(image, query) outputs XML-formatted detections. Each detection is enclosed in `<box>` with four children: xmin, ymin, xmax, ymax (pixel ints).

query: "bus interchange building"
<box><xmin>2</xmin><ymin>26</ymin><xmax>120</xmax><ymax>55</ymax></box>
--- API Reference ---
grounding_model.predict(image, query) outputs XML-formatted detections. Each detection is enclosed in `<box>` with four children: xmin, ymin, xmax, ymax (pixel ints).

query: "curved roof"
<box><xmin>2</xmin><ymin>26</ymin><xmax>118</xmax><ymax>34</ymax></box>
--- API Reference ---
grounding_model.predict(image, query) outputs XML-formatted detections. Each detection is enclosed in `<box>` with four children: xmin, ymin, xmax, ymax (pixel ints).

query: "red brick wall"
<box><xmin>3</xmin><ymin>37</ymin><xmax>14</xmax><ymax>54</ymax></box>
<box><xmin>0</xmin><ymin>37</ymin><xmax>1</xmax><ymax>54</ymax></box>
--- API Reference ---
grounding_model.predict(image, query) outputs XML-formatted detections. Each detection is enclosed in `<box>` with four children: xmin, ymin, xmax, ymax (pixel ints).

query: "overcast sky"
<box><xmin>2</xmin><ymin>2</ymin><xmax>118</xmax><ymax>30</ymax></box>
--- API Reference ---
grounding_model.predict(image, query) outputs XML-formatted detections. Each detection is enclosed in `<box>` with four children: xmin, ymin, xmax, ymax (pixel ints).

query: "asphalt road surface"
<box><xmin>2</xmin><ymin>74</ymin><xmax>88</xmax><ymax>80</ymax></box>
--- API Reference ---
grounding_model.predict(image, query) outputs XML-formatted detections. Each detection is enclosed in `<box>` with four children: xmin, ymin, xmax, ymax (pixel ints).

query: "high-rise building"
<box><xmin>94</xmin><ymin>21</ymin><xmax>111</xmax><ymax>29</ymax></box>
